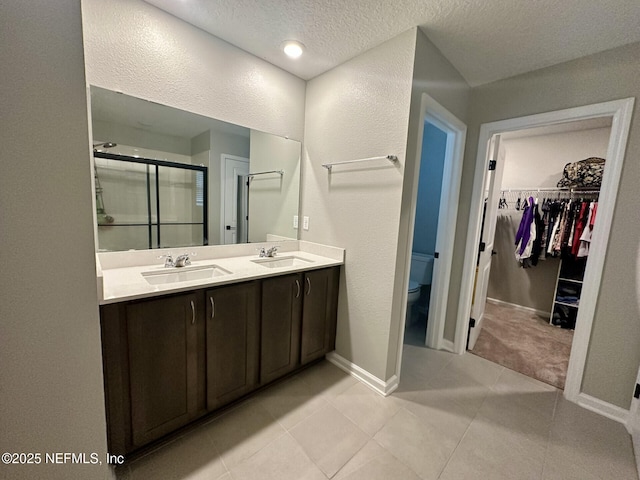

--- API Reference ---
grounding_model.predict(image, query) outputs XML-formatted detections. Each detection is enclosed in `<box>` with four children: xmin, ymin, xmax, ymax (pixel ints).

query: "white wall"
<box><xmin>301</xmin><ymin>30</ymin><xmax>417</xmax><ymax>381</ymax></box>
<box><xmin>0</xmin><ymin>1</ymin><xmax>110</xmax><ymax>479</ymax></box>
<box><xmin>248</xmin><ymin>130</ymin><xmax>301</xmax><ymax>242</ymax></box>
<box><xmin>82</xmin><ymin>0</ymin><xmax>306</xmax><ymax>141</ymax></box>
<box><xmin>501</xmin><ymin>127</ymin><xmax>611</xmax><ymax>188</ymax></box>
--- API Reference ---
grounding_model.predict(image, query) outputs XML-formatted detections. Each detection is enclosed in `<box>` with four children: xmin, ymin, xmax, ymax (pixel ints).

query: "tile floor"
<box><xmin>117</xmin><ymin>347</ymin><xmax>638</xmax><ymax>479</ymax></box>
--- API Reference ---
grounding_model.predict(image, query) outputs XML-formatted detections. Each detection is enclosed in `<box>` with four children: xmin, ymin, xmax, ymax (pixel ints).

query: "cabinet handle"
<box><xmin>210</xmin><ymin>297</ymin><xmax>215</xmax><ymax>319</ymax></box>
<box><xmin>295</xmin><ymin>279</ymin><xmax>301</xmax><ymax>298</ymax></box>
<box><xmin>190</xmin><ymin>300</ymin><xmax>195</xmax><ymax>325</ymax></box>
<box><xmin>306</xmin><ymin>277</ymin><xmax>311</xmax><ymax>296</ymax></box>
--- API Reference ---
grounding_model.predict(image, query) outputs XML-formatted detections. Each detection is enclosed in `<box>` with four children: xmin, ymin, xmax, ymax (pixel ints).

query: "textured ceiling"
<box><xmin>144</xmin><ymin>0</ymin><xmax>640</xmax><ymax>86</ymax></box>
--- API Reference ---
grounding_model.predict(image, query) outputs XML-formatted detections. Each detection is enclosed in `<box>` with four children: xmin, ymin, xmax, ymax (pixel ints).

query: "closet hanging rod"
<box><xmin>322</xmin><ymin>155</ymin><xmax>398</xmax><ymax>171</ymax></box>
<box><xmin>501</xmin><ymin>187</ymin><xmax>600</xmax><ymax>193</ymax></box>
<box><xmin>248</xmin><ymin>169</ymin><xmax>284</xmax><ymax>178</ymax></box>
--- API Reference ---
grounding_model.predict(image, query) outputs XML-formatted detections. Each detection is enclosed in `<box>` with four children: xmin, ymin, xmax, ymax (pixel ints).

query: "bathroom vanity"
<box><xmin>97</xmin><ymin>242</ymin><xmax>343</xmax><ymax>456</ymax></box>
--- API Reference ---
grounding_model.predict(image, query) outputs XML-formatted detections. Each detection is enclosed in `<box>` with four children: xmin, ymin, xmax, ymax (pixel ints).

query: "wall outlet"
<box><xmin>293</xmin><ymin>215</ymin><xmax>298</xmax><ymax>229</ymax></box>
<box><xmin>303</xmin><ymin>216</ymin><xmax>309</xmax><ymax>231</ymax></box>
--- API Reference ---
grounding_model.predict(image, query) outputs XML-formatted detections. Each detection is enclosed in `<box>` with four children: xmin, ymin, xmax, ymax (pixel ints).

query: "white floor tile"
<box><xmin>289</xmin><ymin>403</ymin><xmax>369</xmax><ymax>478</ymax></box>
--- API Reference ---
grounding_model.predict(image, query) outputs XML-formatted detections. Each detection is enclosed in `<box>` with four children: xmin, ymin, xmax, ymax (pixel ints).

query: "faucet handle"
<box><xmin>157</xmin><ymin>253</ymin><xmax>174</xmax><ymax>267</ymax></box>
<box><xmin>257</xmin><ymin>247</ymin><xmax>267</xmax><ymax>257</ymax></box>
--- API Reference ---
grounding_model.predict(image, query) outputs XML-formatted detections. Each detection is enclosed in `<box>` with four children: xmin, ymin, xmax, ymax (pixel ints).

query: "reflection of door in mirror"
<box><xmin>221</xmin><ymin>155</ymin><xmax>249</xmax><ymax>244</ymax></box>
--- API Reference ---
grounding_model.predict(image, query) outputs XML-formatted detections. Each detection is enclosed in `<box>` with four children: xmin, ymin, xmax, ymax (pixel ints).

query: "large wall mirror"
<box><xmin>90</xmin><ymin>86</ymin><xmax>301</xmax><ymax>252</ymax></box>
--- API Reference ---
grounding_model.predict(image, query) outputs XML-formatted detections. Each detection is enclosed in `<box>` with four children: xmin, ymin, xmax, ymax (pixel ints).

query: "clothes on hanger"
<box><xmin>511</xmin><ymin>191</ymin><xmax>598</xmax><ymax>267</ymax></box>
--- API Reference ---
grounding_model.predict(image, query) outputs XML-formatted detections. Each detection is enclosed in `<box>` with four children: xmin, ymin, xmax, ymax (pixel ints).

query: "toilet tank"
<box><xmin>410</xmin><ymin>252</ymin><xmax>435</xmax><ymax>285</ymax></box>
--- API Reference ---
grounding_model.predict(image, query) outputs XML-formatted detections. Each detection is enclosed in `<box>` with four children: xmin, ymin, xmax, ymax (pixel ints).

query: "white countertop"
<box><xmin>97</xmin><ymin>241</ymin><xmax>344</xmax><ymax>305</ymax></box>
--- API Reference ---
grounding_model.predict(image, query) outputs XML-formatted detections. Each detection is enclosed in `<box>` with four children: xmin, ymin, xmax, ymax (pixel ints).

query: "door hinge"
<box><xmin>634</xmin><ymin>383</ymin><xmax>640</xmax><ymax>399</ymax></box>
<box><xmin>479</xmin><ymin>242</ymin><xmax>486</xmax><ymax>252</ymax></box>
<box><xmin>434</xmin><ymin>252</ymin><xmax>439</xmax><ymax>259</ymax></box>
<box><xmin>488</xmin><ymin>160</ymin><xmax>497</xmax><ymax>171</ymax></box>
<box><xmin>469</xmin><ymin>318</ymin><xmax>476</xmax><ymax>328</ymax></box>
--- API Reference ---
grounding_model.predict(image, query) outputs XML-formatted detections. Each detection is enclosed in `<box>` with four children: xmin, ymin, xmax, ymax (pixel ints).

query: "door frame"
<box><xmin>455</xmin><ymin>98</ymin><xmax>634</xmax><ymax>406</ymax></box>
<box><xmin>395</xmin><ymin>93</ymin><xmax>466</xmax><ymax>364</ymax></box>
<box><xmin>422</xmin><ymin>108</ymin><xmax>467</xmax><ymax>350</ymax></box>
<box><xmin>220</xmin><ymin>154</ymin><xmax>249</xmax><ymax>244</ymax></box>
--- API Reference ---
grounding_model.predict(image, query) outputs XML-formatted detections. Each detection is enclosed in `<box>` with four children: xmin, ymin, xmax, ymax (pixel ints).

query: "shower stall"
<box><xmin>94</xmin><ymin>152</ymin><xmax>208</xmax><ymax>251</ymax></box>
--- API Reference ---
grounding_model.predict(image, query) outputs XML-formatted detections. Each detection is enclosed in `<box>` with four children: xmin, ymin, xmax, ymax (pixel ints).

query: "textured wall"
<box><xmin>388</xmin><ymin>29</ymin><xmax>471</xmax><ymax>378</ymax></box>
<box><xmin>301</xmin><ymin>30</ymin><xmax>416</xmax><ymax>380</ymax></box>
<box><xmin>0</xmin><ymin>1</ymin><xmax>111</xmax><ymax>478</ymax></box>
<box><xmin>82</xmin><ymin>0</ymin><xmax>306</xmax><ymax>141</ymax></box>
<box><xmin>448</xmin><ymin>42</ymin><xmax>640</xmax><ymax>409</ymax></box>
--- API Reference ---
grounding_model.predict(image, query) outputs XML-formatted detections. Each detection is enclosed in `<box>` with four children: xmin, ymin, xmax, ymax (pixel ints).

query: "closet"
<box><xmin>470</xmin><ymin>119</ymin><xmax>611</xmax><ymax>389</ymax></box>
<box><xmin>500</xmin><ymin>188</ymin><xmax>600</xmax><ymax>329</ymax></box>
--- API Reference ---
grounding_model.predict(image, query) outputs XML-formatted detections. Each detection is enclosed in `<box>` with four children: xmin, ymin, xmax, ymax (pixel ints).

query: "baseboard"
<box><xmin>576</xmin><ymin>393</ymin><xmax>630</xmax><ymax>431</ymax></box>
<box><xmin>487</xmin><ymin>297</ymin><xmax>551</xmax><ymax>318</ymax></box>
<box><xmin>632</xmin><ymin>432</ymin><xmax>640</xmax><ymax>480</ymax></box>
<box><xmin>326</xmin><ymin>352</ymin><xmax>398</xmax><ymax>397</ymax></box>
<box><xmin>440</xmin><ymin>339</ymin><xmax>455</xmax><ymax>353</ymax></box>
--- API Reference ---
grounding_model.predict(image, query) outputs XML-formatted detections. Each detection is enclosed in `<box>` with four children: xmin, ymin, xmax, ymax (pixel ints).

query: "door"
<box><xmin>260</xmin><ymin>273</ymin><xmax>302</xmax><ymax>384</ymax></box>
<box><xmin>127</xmin><ymin>293</ymin><xmax>199</xmax><ymax>447</ymax></box>
<box><xmin>468</xmin><ymin>135</ymin><xmax>505</xmax><ymax>349</ymax></box>
<box><xmin>222</xmin><ymin>155</ymin><xmax>249</xmax><ymax>244</ymax></box>
<box><xmin>206</xmin><ymin>282</ymin><xmax>259</xmax><ymax>410</ymax></box>
<box><xmin>300</xmin><ymin>267</ymin><xmax>339</xmax><ymax>365</ymax></box>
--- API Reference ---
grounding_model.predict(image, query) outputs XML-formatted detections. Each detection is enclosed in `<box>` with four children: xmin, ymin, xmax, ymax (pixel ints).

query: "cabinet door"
<box><xmin>127</xmin><ymin>293</ymin><xmax>199</xmax><ymax>447</ymax></box>
<box><xmin>260</xmin><ymin>273</ymin><xmax>302</xmax><ymax>384</ymax></box>
<box><xmin>206</xmin><ymin>282</ymin><xmax>259</xmax><ymax>410</ymax></box>
<box><xmin>300</xmin><ymin>267</ymin><xmax>340</xmax><ymax>365</ymax></box>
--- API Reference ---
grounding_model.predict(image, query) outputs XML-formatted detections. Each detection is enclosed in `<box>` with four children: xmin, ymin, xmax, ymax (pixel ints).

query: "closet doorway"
<box><xmin>469</xmin><ymin>119</ymin><xmax>611</xmax><ymax>390</ymax></box>
<box><xmin>456</xmin><ymin>98</ymin><xmax>634</xmax><ymax>407</ymax></box>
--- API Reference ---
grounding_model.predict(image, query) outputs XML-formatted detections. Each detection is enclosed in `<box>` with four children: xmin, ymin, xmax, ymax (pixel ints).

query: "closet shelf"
<box><xmin>558</xmin><ymin>277</ymin><xmax>583</xmax><ymax>284</ymax></box>
<box><xmin>554</xmin><ymin>300</ymin><xmax>580</xmax><ymax>308</ymax></box>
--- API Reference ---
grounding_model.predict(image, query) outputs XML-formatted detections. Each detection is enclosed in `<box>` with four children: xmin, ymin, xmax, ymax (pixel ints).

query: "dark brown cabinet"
<box><xmin>260</xmin><ymin>273</ymin><xmax>303</xmax><ymax>384</ymax></box>
<box><xmin>206</xmin><ymin>282</ymin><xmax>260</xmax><ymax>410</ymax></box>
<box><xmin>100</xmin><ymin>266</ymin><xmax>340</xmax><ymax>456</ymax></box>
<box><xmin>260</xmin><ymin>266</ymin><xmax>340</xmax><ymax>383</ymax></box>
<box><xmin>100</xmin><ymin>292</ymin><xmax>201</xmax><ymax>453</ymax></box>
<box><xmin>300</xmin><ymin>267</ymin><xmax>340</xmax><ymax>365</ymax></box>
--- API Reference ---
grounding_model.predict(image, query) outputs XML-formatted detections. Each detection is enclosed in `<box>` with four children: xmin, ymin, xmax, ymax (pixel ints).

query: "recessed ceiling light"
<box><xmin>282</xmin><ymin>40</ymin><xmax>305</xmax><ymax>59</ymax></box>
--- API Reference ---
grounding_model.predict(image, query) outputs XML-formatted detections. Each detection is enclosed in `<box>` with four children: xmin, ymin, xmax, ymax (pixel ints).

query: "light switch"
<box><xmin>293</xmin><ymin>215</ymin><xmax>299</xmax><ymax>229</ymax></box>
<box><xmin>303</xmin><ymin>216</ymin><xmax>309</xmax><ymax>231</ymax></box>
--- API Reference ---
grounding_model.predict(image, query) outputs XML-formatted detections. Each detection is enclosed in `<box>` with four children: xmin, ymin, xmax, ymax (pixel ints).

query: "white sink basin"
<box><xmin>141</xmin><ymin>265</ymin><xmax>231</xmax><ymax>285</ymax></box>
<box><xmin>251</xmin><ymin>255</ymin><xmax>314</xmax><ymax>269</ymax></box>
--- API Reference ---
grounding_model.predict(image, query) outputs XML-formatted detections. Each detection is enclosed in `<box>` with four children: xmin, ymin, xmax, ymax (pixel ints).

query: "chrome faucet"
<box><xmin>158</xmin><ymin>252</ymin><xmax>195</xmax><ymax>267</ymax></box>
<box><xmin>158</xmin><ymin>253</ymin><xmax>175</xmax><ymax>268</ymax></box>
<box><xmin>174</xmin><ymin>253</ymin><xmax>193</xmax><ymax>267</ymax></box>
<box><xmin>258</xmin><ymin>246</ymin><xmax>278</xmax><ymax>258</ymax></box>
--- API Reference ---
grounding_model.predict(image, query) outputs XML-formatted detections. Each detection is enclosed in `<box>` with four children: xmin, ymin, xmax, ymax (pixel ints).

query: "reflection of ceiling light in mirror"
<box><xmin>282</xmin><ymin>40</ymin><xmax>304</xmax><ymax>59</ymax></box>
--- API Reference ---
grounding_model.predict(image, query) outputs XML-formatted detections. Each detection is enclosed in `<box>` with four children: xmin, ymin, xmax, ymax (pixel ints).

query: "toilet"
<box><xmin>406</xmin><ymin>252</ymin><xmax>435</xmax><ymax>325</ymax></box>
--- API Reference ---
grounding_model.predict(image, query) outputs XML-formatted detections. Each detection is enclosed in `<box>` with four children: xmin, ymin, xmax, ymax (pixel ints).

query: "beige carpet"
<box><xmin>470</xmin><ymin>301</ymin><xmax>574</xmax><ymax>389</ymax></box>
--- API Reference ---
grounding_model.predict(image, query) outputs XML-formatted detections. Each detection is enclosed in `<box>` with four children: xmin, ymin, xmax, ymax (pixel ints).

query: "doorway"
<box><xmin>467</xmin><ymin>119</ymin><xmax>611</xmax><ymax>389</ymax></box>
<box><xmin>456</xmin><ymin>98</ymin><xmax>634</xmax><ymax>408</ymax></box>
<box><xmin>400</xmin><ymin>94</ymin><xmax>467</xmax><ymax>354</ymax></box>
<box><xmin>220</xmin><ymin>154</ymin><xmax>249</xmax><ymax>244</ymax></box>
